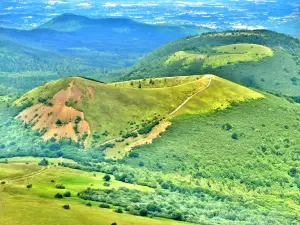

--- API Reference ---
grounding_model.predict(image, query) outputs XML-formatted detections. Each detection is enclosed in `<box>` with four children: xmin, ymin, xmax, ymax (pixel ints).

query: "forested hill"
<box><xmin>0</xmin><ymin>40</ymin><xmax>101</xmax><ymax>95</ymax></box>
<box><xmin>123</xmin><ymin>30</ymin><xmax>300</xmax><ymax>99</ymax></box>
<box><xmin>0</xmin><ymin>14</ymin><xmax>210</xmax><ymax>69</ymax></box>
<box><xmin>0</xmin><ymin>40</ymin><xmax>88</xmax><ymax>73</ymax></box>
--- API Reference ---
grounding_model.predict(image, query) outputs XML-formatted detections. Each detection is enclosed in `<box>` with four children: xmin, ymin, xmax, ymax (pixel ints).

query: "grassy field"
<box><xmin>204</xmin><ymin>43</ymin><xmax>273</xmax><ymax>68</ymax></box>
<box><xmin>0</xmin><ymin>157</ymin><xmax>189</xmax><ymax>225</ymax></box>
<box><xmin>164</xmin><ymin>44</ymin><xmax>273</xmax><ymax>69</ymax></box>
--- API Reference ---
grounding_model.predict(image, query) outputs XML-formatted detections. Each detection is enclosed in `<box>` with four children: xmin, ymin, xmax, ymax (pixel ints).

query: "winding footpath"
<box><xmin>101</xmin><ymin>75</ymin><xmax>213</xmax><ymax>146</ymax></box>
<box><xmin>168</xmin><ymin>75</ymin><xmax>212</xmax><ymax>117</ymax></box>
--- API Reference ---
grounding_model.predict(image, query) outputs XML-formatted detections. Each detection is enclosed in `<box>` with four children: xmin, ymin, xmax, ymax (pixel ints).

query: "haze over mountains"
<box><xmin>0</xmin><ymin>0</ymin><xmax>299</xmax><ymax>39</ymax></box>
<box><xmin>0</xmin><ymin>13</ymin><xmax>208</xmax><ymax>94</ymax></box>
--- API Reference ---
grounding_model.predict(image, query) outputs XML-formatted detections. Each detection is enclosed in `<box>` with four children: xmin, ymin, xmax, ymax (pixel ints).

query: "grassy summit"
<box><xmin>165</xmin><ymin>43</ymin><xmax>273</xmax><ymax>69</ymax></box>
<box><xmin>123</xmin><ymin>30</ymin><xmax>300</xmax><ymax>99</ymax></box>
<box><xmin>15</xmin><ymin>75</ymin><xmax>262</xmax><ymax>155</ymax></box>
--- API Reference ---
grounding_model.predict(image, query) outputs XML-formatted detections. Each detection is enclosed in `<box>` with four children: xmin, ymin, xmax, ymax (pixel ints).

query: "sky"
<box><xmin>0</xmin><ymin>0</ymin><xmax>299</xmax><ymax>32</ymax></box>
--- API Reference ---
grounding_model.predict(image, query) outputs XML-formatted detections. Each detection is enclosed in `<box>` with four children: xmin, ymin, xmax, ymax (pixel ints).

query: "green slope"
<box><xmin>123</xmin><ymin>30</ymin><xmax>300</xmax><ymax>98</ymax></box>
<box><xmin>14</xmin><ymin>75</ymin><xmax>262</xmax><ymax>150</ymax></box>
<box><xmin>1</xmin><ymin>75</ymin><xmax>300</xmax><ymax>224</ymax></box>
<box><xmin>124</xmin><ymin>93</ymin><xmax>300</xmax><ymax>224</ymax></box>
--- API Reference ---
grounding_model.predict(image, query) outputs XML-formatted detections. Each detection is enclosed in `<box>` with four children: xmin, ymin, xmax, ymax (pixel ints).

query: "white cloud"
<box><xmin>5</xmin><ymin>7</ymin><xmax>13</xmax><ymax>11</ymax></box>
<box><xmin>231</xmin><ymin>23</ymin><xmax>265</xmax><ymax>30</ymax></box>
<box><xmin>47</xmin><ymin>1</ymin><xmax>67</xmax><ymax>5</ymax></box>
<box><xmin>103</xmin><ymin>3</ymin><xmax>117</xmax><ymax>7</ymax></box>
<box><xmin>77</xmin><ymin>3</ymin><xmax>92</xmax><ymax>8</ymax></box>
<box><xmin>175</xmin><ymin>1</ymin><xmax>204</xmax><ymax>7</ymax></box>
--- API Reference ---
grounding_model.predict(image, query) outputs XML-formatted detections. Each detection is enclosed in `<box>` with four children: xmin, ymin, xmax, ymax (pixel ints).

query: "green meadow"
<box><xmin>0</xmin><ymin>157</ymin><xmax>189</xmax><ymax>225</ymax></box>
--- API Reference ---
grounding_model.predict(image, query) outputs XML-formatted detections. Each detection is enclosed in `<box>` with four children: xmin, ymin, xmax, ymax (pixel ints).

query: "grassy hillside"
<box><xmin>123</xmin><ymin>30</ymin><xmax>300</xmax><ymax>98</ymax></box>
<box><xmin>0</xmin><ymin>157</ymin><xmax>187</xmax><ymax>225</ymax></box>
<box><xmin>123</xmin><ymin>93</ymin><xmax>300</xmax><ymax>224</ymax></box>
<box><xmin>0</xmin><ymin>77</ymin><xmax>299</xmax><ymax>224</ymax></box>
<box><xmin>14</xmin><ymin>75</ymin><xmax>262</xmax><ymax>154</ymax></box>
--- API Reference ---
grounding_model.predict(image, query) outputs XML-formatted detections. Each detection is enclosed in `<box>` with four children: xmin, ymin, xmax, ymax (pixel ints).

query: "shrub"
<box><xmin>139</xmin><ymin>209</ymin><xmax>148</xmax><ymax>216</ymax></box>
<box><xmin>51</xmin><ymin>180</ymin><xmax>55</xmax><ymax>183</ymax></box>
<box><xmin>63</xmin><ymin>191</ymin><xmax>71</xmax><ymax>197</ymax></box>
<box><xmin>85</xmin><ymin>202</ymin><xmax>92</xmax><ymax>207</ymax></box>
<box><xmin>231</xmin><ymin>133</ymin><xmax>239</xmax><ymax>140</ymax></box>
<box><xmin>1</xmin><ymin>181</ymin><xmax>6</xmax><ymax>185</ymax></box>
<box><xmin>56</xmin><ymin>183</ymin><xmax>65</xmax><ymax>189</ymax></box>
<box><xmin>63</xmin><ymin>205</ymin><xmax>70</xmax><ymax>210</ymax></box>
<box><xmin>56</xmin><ymin>119</ymin><xmax>63</xmax><ymax>126</ymax></box>
<box><xmin>103</xmin><ymin>174</ymin><xmax>111</xmax><ymax>182</ymax></box>
<box><xmin>99</xmin><ymin>203</ymin><xmax>110</xmax><ymax>208</ymax></box>
<box><xmin>111</xmin><ymin>223</ymin><xmax>117</xmax><ymax>225</ymax></box>
<box><xmin>222</xmin><ymin>123</ymin><xmax>233</xmax><ymax>131</ymax></box>
<box><xmin>128</xmin><ymin>152</ymin><xmax>139</xmax><ymax>158</ymax></box>
<box><xmin>75</xmin><ymin>116</ymin><xmax>82</xmax><ymax>124</ymax></box>
<box><xmin>38</xmin><ymin>158</ymin><xmax>49</xmax><ymax>166</ymax></box>
<box><xmin>26</xmin><ymin>184</ymin><xmax>32</xmax><ymax>189</ymax></box>
<box><xmin>122</xmin><ymin>132</ymin><xmax>138</xmax><ymax>139</ymax></box>
<box><xmin>172</xmin><ymin>212</ymin><xmax>183</xmax><ymax>221</ymax></box>
<box><xmin>55</xmin><ymin>193</ymin><xmax>63</xmax><ymax>199</ymax></box>
<box><xmin>114</xmin><ymin>208</ymin><xmax>123</xmax><ymax>213</ymax></box>
<box><xmin>103</xmin><ymin>182</ymin><xmax>110</xmax><ymax>187</ymax></box>
<box><xmin>138</xmin><ymin>121</ymin><xmax>159</xmax><ymax>135</ymax></box>
<box><xmin>288</xmin><ymin>168</ymin><xmax>297</xmax><ymax>177</ymax></box>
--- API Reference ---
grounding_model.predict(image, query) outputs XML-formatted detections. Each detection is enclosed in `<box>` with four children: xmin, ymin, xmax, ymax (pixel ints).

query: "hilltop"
<box><xmin>123</xmin><ymin>30</ymin><xmax>300</xmax><ymax>99</ymax></box>
<box><xmin>15</xmin><ymin>75</ymin><xmax>262</xmax><ymax>156</ymax></box>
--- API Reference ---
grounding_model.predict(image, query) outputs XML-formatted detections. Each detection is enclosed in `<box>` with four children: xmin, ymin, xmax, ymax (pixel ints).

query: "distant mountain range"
<box><xmin>0</xmin><ymin>14</ymin><xmax>209</xmax><ymax>69</ymax></box>
<box><xmin>0</xmin><ymin>13</ymin><xmax>209</xmax><ymax>94</ymax></box>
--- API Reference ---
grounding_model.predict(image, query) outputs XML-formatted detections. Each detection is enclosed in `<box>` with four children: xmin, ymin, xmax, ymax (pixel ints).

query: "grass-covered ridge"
<box><xmin>165</xmin><ymin>43</ymin><xmax>273</xmax><ymax>69</ymax></box>
<box><xmin>123</xmin><ymin>30</ymin><xmax>300</xmax><ymax>98</ymax></box>
<box><xmin>14</xmin><ymin>75</ymin><xmax>262</xmax><ymax>157</ymax></box>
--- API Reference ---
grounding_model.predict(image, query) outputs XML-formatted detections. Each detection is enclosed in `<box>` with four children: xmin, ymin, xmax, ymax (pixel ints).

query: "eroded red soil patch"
<box><xmin>17</xmin><ymin>81</ymin><xmax>90</xmax><ymax>146</ymax></box>
<box><xmin>86</xmin><ymin>86</ymin><xmax>95</xmax><ymax>98</ymax></box>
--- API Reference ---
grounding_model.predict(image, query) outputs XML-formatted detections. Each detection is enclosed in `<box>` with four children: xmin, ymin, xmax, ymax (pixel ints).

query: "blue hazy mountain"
<box><xmin>0</xmin><ymin>14</ymin><xmax>209</xmax><ymax>69</ymax></box>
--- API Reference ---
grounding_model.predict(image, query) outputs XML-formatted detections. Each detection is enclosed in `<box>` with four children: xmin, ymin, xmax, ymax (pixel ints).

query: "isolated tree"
<box><xmin>55</xmin><ymin>183</ymin><xmax>65</xmax><ymax>189</ymax></box>
<box><xmin>63</xmin><ymin>191</ymin><xmax>71</xmax><ymax>197</ymax></box>
<box><xmin>139</xmin><ymin>209</ymin><xmax>148</xmax><ymax>216</ymax></box>
<box><xmin>54</xmin><ymin>193</ymin><xmax>63</xmax><ymax>199</ymax></box>
<box><xmin>38</xmin><ymin>158</ymin><xmax>49</xmax><ymax>166</ymax></box>
<box><xmin>103</xmin><ymin>174</ymin><xmax>111</xmax><ymax>182</ymax></box>
<box><xmin>63</xmin><ymin>205</ymin><xmax>70</xmax><ymax>210</ymax></box>
<box><xmin>114</xmin><ymin>208</ymin><xmax>123</xmax><ymax>213</ymax></box>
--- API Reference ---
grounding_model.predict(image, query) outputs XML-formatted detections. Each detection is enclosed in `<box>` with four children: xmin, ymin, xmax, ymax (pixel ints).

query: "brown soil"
<box><xmin>17</xmin><ymin>81</ymin><xmax>90</xmax><ymax>146</ymax></box>
<box><xmin>86</xmin><ymin>86</ymin><xmax>95</xmax><ymax>98</ymax></box>
<box><xmin>125</xmin><ymin>120</ymin><xmax>171</xmax><ymax>152</ymax></box>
